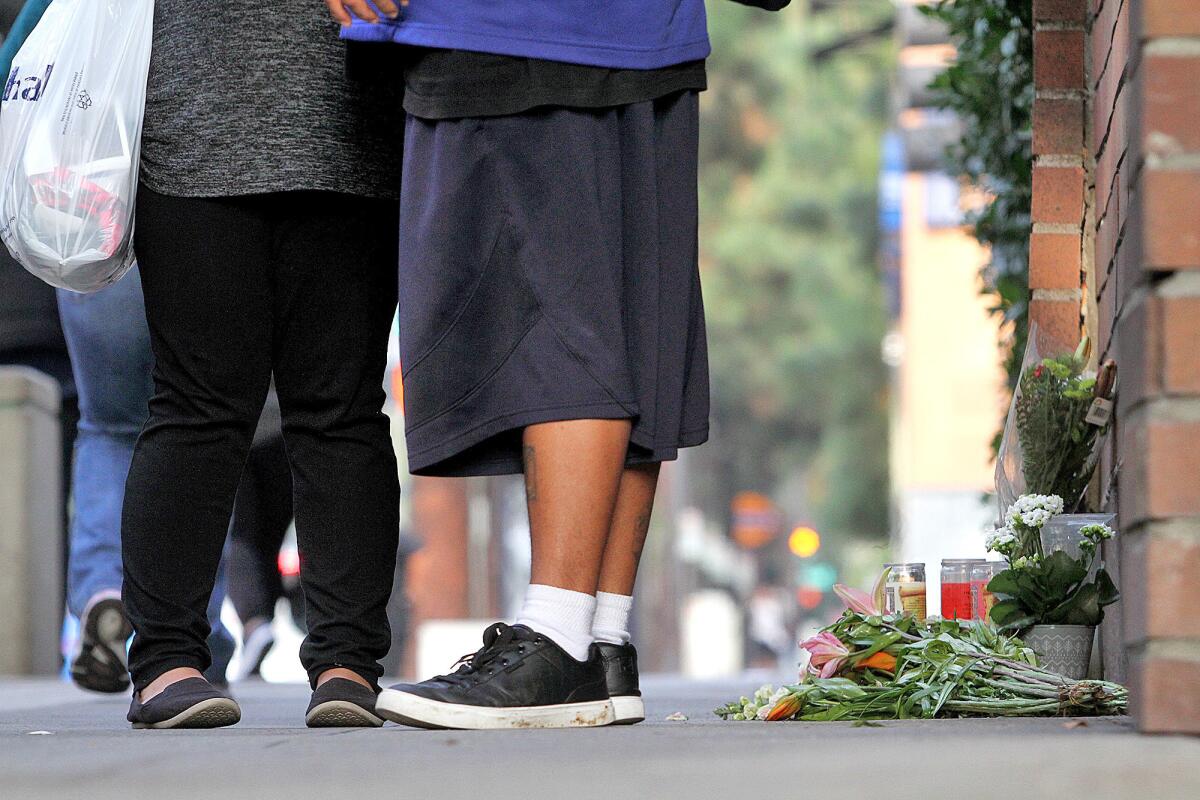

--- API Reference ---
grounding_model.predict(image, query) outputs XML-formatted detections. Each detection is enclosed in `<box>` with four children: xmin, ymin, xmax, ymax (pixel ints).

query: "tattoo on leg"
<box><xmin>631</xmin><ymin>502</ymin><xmax>653</xmax><ymax>561</ymax></box>
<box><xmin>523</xmin><ymin>444</ymin><xmax>537</xmax><ymax>502</ymax></box>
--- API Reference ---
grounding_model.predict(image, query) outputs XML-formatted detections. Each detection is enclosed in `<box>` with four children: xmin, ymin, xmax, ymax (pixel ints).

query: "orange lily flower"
<box><xmin>855</xmin><ymin>651</ymin><xmax>897</xmax><ymax>673</ymax></box>
<box><xmin>765</xmin><ymin>693</ymin><xmax>803</xmax><ymax>721</ymax></box>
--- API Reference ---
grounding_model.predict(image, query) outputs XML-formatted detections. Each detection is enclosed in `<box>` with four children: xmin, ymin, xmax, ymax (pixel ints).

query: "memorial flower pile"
<box><xmin>716</xmin><ymin>599</ymin><xmax>1127</xmax><ymax>722</ymax></box>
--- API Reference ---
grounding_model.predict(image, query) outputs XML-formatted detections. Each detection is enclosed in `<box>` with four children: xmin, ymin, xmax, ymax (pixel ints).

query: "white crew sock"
<box><xmin>592</xmin><ymin>591</ymin><xmax>634</xmax><ymax>646</ymax></box>
<box><xmin>515</xmin><ymin>584</ymin><xmax>597</xmax><ymax>662</ymax></box>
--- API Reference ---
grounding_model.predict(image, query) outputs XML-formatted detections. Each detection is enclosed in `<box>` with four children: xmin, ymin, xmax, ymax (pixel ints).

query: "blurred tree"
<box><xmin>694</xmin><ymin>2</ymin><xmax>894</xmax><ymax>548</ymax></box>
<box><xmin>922</xmin><ymin>0</ymin><xmax>1033</xmax><ymax>411</ymax></box>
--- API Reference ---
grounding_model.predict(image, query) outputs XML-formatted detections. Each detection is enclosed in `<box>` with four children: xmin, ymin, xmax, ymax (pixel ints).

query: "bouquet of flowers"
<box><xmin>995</xmin><ymin>330</ymin><xmax>1117</xmax><ymax>515</ymax></box>
<box><xmin>716</xmin><ymin>582</ymin><xmax>1127</xmax><ymax>722</ymax></box>
<box><xmin>985</xmin><ymin>494</ymin><xmax>1119</xmax><ymax>631</ymax></box>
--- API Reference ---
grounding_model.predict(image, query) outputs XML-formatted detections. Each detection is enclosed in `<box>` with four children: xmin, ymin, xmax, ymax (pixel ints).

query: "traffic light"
<box><xmin>788</xmin><ymin>526</ymin><xmax>821</xmax><ymax>558</ymax></box>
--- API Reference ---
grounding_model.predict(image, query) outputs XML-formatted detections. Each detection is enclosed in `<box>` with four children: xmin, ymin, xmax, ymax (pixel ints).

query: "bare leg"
<box><xmin>140</xmin><ymin>667</ymin><xmax>205</xmax><ymax>701</ymax></box>
<box><xmin>597</xmin><ymin>464</ymin><xmax>661</xmax><ymax>596</ymax></box>
<box><xmin>524</xmin><ymin>419</ymin><xmax>631</xmax><ymax>594</ymax></box>
<box><xmin>316</xmin><ymin>667</ymin><xmax>372</xmax><ymax>689</ymax></box>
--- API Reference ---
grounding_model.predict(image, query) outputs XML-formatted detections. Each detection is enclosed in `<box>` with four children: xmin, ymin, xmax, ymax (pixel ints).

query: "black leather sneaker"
<box><xmin>71</xmin><ymin>595</ymin><xmax>132</xmax><ymax>694</ymax></box>
<box><xmin>127</xmin><ymin>677</ymin><xmax>241</xmax><ymax>730</ymax></box>
<box><xmin>306</xmin><ymin>678</ymin><xmax>384</xmax><ymax>728</ymax></box>
<box><xmin>376</xmin><ymin>623</ymin><xmax>614</xmax><ymax>730</ymax></box>
<box><xmin>597</xmin><ymin>642</ymin><xmax>644</xmax><ymax>725</ymax></box>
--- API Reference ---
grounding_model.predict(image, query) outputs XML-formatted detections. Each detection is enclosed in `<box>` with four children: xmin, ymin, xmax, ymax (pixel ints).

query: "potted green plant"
<box><xmin>985</xmin><ymin>494</ymin><xmax>1119</xmax><ymax>678</ymax></box>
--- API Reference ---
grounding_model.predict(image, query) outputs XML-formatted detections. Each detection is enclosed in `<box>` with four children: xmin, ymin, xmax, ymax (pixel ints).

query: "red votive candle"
<box><xmin>941</xmin><ymin>559</ymin><xmax>985</xmax><ymax>620</ymax></box>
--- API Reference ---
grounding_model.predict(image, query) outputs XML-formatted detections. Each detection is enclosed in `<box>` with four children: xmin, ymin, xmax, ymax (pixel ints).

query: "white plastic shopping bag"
<box><xmin>0</xmin><ymin>0</ymin><xmax>154</xmax><ymax>292</ymax></box>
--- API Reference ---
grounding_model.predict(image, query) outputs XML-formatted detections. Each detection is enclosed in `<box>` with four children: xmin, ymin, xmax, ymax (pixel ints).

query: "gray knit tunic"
<box><xmin>140</xmin><ymin>3</ymin><xmax>403</xmax><ymax>199</ymax></box>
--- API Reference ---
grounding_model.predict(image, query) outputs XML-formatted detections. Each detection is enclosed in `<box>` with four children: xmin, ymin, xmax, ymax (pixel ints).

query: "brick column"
<box><xmin>1088</xmin><ymin>0</ymin><xmax>1133</xmax><ymax>691</ymax></box>
<box><xmin>1108</xmin><ymin>0</ymin><xmax>1200</xmax><ymax>735</ymax></box>
<box><xmin>1027</xmin><ymin>0</ymin><xmax>1200</xmax><ymax>732</ymax></box>
<box><xmin>1029</xmin><ymin>0</ymin><xmax>1089</xmax><ymax>354</ymax></box>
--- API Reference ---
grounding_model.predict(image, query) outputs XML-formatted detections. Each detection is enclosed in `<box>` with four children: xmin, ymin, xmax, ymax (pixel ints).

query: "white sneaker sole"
<box><xmin>611</xmin><ymin>695</ymin><xmax>645</xmax><ymax>725</ymax></box>
<box><xmin>376</xmin><ymin>689</ymin><xmax>614</xmax><ymax>730</ymax></box>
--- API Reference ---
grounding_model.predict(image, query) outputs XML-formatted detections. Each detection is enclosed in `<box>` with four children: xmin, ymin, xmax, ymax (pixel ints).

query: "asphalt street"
<box><xmin>2</xmin><ymin>675</ymin><xmax>1198</xmax><ymax>800</ymax></box>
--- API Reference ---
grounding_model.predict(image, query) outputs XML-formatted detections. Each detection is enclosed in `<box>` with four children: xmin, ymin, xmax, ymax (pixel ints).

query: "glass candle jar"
<box><xmin>971</xmin><ymin>561</ymin><xmax>1005</xmax><ymax>623</ymax></box>
<box><xmin>941</xmin><ymin>559</ymin><xmax>985</xmax><ymax>620</ymax></box>
<box><xmin>883</xmin><ymin>562</ymin><xmax>927</xmax><ymax>620</ymax></box>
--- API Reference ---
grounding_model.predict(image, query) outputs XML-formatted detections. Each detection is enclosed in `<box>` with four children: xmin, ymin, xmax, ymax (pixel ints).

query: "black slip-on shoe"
<box><xmin>306</xmin><ymin>678</ymin><xmax>384</xmax><ymax>728</ymax></box>
<box><xmin>127</xmin><ymin>677</ymin><xmax>241</xmax><ymax>730</ymax></box>
<box><xmin>597</xmin><ymin>642</ymin><xmax>644</xmax><ymax>725</ymax></box>
<box><xmin>376</xmin><ymin>623</ymin><xmax>614</xmax><ymax>730</ymax></box>
<box><xmin>70</xmin><ymin>596</ymin><xmax>132</xmax><ymax>694</ymax></box>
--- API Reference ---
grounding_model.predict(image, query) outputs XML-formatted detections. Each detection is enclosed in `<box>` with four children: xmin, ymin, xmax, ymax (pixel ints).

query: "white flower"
<box><xmin>756</xmin><ymin>704</ymin><xmax>772</xmax><ymax>721</ymax></box>
<box><xmin>1013</xmin><ymin>554</ymin><xmax>1042</xmax><ymax>570</ymax></box>
<box><xmin>1006</xmin><ymin>494</ymin><xmax>1064</xmax><ymax>530</ymax></box>
<box><xmin>986</xmin><ymin>527</ymin><xmax>1018</xmax><ymax>554</ymax></box>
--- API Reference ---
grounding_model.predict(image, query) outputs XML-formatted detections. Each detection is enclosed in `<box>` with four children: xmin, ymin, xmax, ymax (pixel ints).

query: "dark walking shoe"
<box><xmin>127</xmin><ymin>677</ymin><xmax>241</xmax><ymax>730</ymax></box>
<box><xmin>71</xmin><ymin>595</ymin><xmax>132</xmax><ymax>694</ymax></box>
<box><xmin>376</xmin><ymin>623</ymin><xmax>614</xmax><ymax>730</ymax></box>
<box><xmin>306</xmin><ymin>678</ymin><xmax>384</xmax><ymax>728</ymax></box>
<box><xmin>597</xmin><ymin>642</ymin><xmax>644</xmax><ymax>725</ymax></box>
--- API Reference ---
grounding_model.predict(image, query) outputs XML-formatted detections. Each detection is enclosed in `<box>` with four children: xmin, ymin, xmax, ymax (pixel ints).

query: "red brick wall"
<box><xmin>1031</xmin><ymin>0</ymin><xmax>1200</xmax><ymax>734</ymax></box>
<box><xmin>1030</xmin><ymin>0</ymin><xmax>1088</xmax><ymax>354</ymax></box>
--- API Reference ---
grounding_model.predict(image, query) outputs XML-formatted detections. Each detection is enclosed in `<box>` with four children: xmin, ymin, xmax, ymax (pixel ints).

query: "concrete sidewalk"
<box><xmin>2</xmin><ymin>676</ymin><xmax>1198</xmax><ymax>800</ymax></box>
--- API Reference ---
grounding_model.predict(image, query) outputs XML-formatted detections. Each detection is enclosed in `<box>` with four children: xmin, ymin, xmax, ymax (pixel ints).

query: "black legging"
<box><xmin>121</xmin><ymin>187</ymin><xmax>400</xmax><ymax>691</ymax></box>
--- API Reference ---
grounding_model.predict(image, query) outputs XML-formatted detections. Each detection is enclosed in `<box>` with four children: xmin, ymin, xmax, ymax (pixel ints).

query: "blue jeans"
<box><xmin>57</xmin><ymin>267</ymin><xmax>234</xmax><ymax>677</ymax></box>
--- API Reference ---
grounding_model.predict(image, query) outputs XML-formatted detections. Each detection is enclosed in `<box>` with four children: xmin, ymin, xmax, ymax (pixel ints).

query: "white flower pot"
<box><xmin>1024</xmin><ymin>624</ymin><xmax>1095</xmax><ymax>679</ymax></box>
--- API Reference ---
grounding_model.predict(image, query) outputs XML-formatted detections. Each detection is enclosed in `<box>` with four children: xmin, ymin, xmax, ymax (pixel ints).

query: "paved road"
<box><xmin>2</xmin><ymin>676</ymin><xmax>1198</xmax><ymax>800</ymax></box>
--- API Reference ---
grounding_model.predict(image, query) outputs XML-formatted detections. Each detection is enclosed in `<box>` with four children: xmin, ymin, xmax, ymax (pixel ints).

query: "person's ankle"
<box><xmin>316</xmin><ymin>668</ymin><xmax>373</xmax><ymax>690</ymax></box>
<box><xmin>139</xmin><ymin>667</ymin><xmax>205</xmax><ymax>702</ymax></box>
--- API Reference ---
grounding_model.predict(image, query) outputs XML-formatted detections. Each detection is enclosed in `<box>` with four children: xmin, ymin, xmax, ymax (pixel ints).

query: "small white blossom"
<box><xmin>1081</xmin><ymin>523</ymin><xmax>1115</xmax><ymax>541</ymax></box>
<box><xmin>1012</xmin><ymin>554</ymin><xmax>1042</xmax><ymax>570</ymax></box>
<box><xmin>986</xmin><ymin>527</ymin><xmax>1018</xmax><ymax>554</ymax></box>
<box><xmin>756</xmin><ymin>704</ymin><xmax>772</xmax><ymax>721</ymax></box>
<box><xmin>1006</xmin><ymin>494</ymin><xmax>1064</xmax><ymax>531</ymax></box>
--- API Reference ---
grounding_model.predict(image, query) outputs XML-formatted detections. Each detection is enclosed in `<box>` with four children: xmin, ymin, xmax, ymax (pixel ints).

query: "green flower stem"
<box><xmin>975</xmin><ymin>676</ymin><xmax>1061</xmax><ymax>699</ymax></box>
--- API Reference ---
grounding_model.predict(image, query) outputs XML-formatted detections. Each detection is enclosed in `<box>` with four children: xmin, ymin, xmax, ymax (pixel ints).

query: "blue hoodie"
<box><xmin>341</xmin><ymin>1</ymin><xmax>711</xmax><ymax>70</ymax></box>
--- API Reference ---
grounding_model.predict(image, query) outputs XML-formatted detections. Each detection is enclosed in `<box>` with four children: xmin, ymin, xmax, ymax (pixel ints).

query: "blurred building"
<box><xmin>882</xmin><ymin>3</ymin><xmax>1007</xmax><ymax>615</ymax></box>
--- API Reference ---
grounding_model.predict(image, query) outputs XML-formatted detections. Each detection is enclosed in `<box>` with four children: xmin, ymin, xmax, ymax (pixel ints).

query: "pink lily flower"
<box><xmin>832</xmin><ymin>567</ymin><xmax>890</xmax><ymax>616</ymax></box>
<box><xmin>834</xmin><ymin>584</ymin><xmax>879</xmax><ymax>616</ymax></box>
<box><xmin>800</xmin><ymin>631</ymin><xmax>850</xmax><ymax>678</ymax></box>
